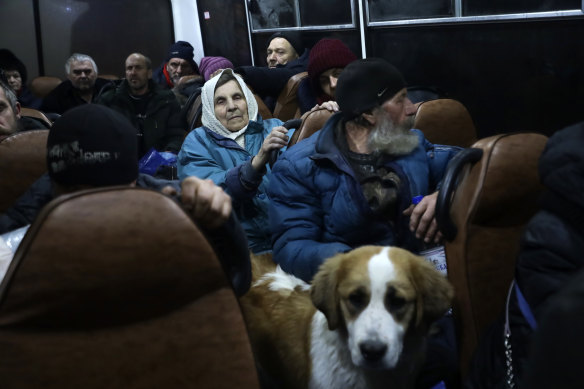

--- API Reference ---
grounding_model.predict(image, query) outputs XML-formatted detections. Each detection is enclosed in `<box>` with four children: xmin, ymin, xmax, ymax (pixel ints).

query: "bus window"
<box><xmin>38</xmin><ymin>0</ymin><xmax>174</xmax><ymax>77</ymax></box>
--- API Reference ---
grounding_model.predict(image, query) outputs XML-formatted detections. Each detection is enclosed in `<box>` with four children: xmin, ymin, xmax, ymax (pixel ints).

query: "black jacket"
<box><xmin>235</xmin><ymin>48</ymin><xmax>310</xmax><ymax>111</ymax></box>
<box><xmin>40</xmin><ymin>78</ymin><xmax>110</xmax><ymax>115</ymax></box>
<box><xmin>465</xmin><ymin>122</ymin><xmax>584</xmax><ymax>388</ymax></box>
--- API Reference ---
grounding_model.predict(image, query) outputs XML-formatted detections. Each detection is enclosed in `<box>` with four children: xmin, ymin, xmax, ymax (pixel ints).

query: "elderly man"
<box><xmin>153</xmin><ymin>41</ymin><xmax>201</xmax><ymax>89</ymax></box>
<box><xmin>96</xmin><ymin>53</ymin><xmax>186</xmax><ymax>157</ymax></box>
<box><xmin>235</xmin><ymin>31</ymin><xmax>309</xmax><ymax>111</ymax></box>
<box><xmin>41</xmin><ymin>53</ymin><xmax>109</xmax><ymax>115</ymax></box>
<box><xmin>0</xmin><ymin>78</ymin><xmax>48</xmax><ymax>137</ymax></box>
<box><xmin>267</xmin><ymin>57</ymin><xmax>461</xmax><ymax>388</ymax></box>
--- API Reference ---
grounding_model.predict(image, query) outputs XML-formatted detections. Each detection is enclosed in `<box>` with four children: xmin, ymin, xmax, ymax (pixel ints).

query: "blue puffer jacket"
<box><xmin>267</xmin><ymin>113</ymin><xmax>461</xmax><ymax>282</ymax></box>
<box><xmin>178</xmin><ymin>116</ymin><xmax>285</xmax><ymax>253</ymax></box>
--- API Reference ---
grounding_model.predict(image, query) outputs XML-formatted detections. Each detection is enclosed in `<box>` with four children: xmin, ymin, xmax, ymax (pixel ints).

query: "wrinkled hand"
<box><xmin>252</xmin><ymin>126</ymin><xmax>289</xmax><ymax>170</ymax></box>
<box><xmin>311</xmin><ymin>100</ymin><xmax>339</xmax><ymax>113</ymax></box>
<box><xmin>402</xmin><ymin>191</ymin><xmax>442</xmax><ymax>244</ymax></box>
<box><xmin>180</xmin><ymin>176</ymin><xmax>232</xmax><ymax>230</ymax></box>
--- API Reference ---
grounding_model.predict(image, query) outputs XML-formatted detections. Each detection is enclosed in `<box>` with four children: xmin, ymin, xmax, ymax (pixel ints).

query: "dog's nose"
<box><xmin>359</xmin><ymin>340</ymin><xmax>387</xmax><ymax>362</ymax></box>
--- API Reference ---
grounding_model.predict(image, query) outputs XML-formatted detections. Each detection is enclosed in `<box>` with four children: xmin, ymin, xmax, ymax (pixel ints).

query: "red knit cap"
<box><xmin>307</xmin><ymin>38</ymin><xmax>358</xmax><ymax>94</ymax></box>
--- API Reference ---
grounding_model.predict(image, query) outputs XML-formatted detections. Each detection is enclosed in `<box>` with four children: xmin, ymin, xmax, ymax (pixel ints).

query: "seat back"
<box><xmin>0</xmin><ymin>130</ymin><xmax>49</xmax><ymax>213</ymax></box>
<box><xmin>414</xmin><ymin>98</ymin><xmax>478</xmax><ymax>147</ymax></box>
<box><xmin>0</xmin><ymin>187</ymin><xmax>260</xmax><ymax>389</ymax></box>
<box><xmin>20</xmin><ymin>107</ymin><xmax>52</xmax><ymax>127</ymax></box>
<box><xmin>436</xmin><ymin>132</ymin><xmax>548</xmax><ymax>377</ymax></box>
<box><xmin>272</xmin><ymin>71</ymin><xmax>308</xmax><ymax>122</ymax></box>
<box><xmin>287</xmin><ymin>107</ymin><xmax>334</xmax><ymax>147</ymax></box>
<box><xmin>255</xmin><ymin>93</ymin><xmax>273</xmax><ymax>119</ymax></box>
<box><xmin>29</xmin><ymin>76</ymin><xmax>62</xmax><ymax>98</ymax></box>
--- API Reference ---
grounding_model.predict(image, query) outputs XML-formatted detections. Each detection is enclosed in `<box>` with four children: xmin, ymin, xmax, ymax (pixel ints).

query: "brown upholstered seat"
<box><xmin>20</xmin><ymin>107</ymin><xmax>52</xmax><ymax>127</ymax></box>
<box><xmin>0</xmin><ymin>187</ymin><xmax>260</xmax><ymax>388</ymax></box>
<box><xmin>273</xmin><ymin>71</ymin><xmax>308</xmax><ymax>122</ymax></box>
<box><xmin>29</xmin><ymin>76</ymin><xmax>62</xmax><ymax>99</ymax></box>
<box><xmin>414</xmin><ymin>98</ymin><xmax>478</xmax><ymax>147</ymax></box>
<box><xmin>287</xmin><ymin>107</ymin><xmax>334</xmax><ymax>147</ymax></box>
<box><xmin>436</xmin><ymin>132</ymin><xmax>548</xmax><ymax>377</ymax></box>
<box><xmin>255</xmin><ymin>93</ymin><xmax>273</xmax><ymax>120</ymax></box>
<box><xmin>99</xmin><ymin>74</ymin><xmax>120</xmax><ymax>80</ymax></box>
<box><xmin>0</xmin><ymin>130</ymin><xmax>49</xmax><ymax>213</ymax></box>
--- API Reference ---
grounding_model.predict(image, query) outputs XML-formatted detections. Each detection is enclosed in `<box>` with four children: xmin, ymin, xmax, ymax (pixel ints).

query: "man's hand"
<box><xmin>252</xmin><ymin>126</ymin><xmax>289</xmax><ymax>170</ymax></box>
<box><xmin>311</xmin><ymin>101</ymin><xmax>339</xmax><ymax>113</ymax></box>
<box><xmin>180</xmin><ymin>176</ymin><xmax>232</xmax><ymax>230</ymax></box>
<box><xmin>403</xmin><ymin>191</ymin><xmax>442</xmax><ymax>244</ymax></box>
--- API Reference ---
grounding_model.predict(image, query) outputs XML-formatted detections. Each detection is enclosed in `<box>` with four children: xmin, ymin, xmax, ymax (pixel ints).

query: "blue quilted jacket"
<box><xmin>178</xmin><ymin>116</ymin><xmax>286</xmax><ymax>253</ymax></box>
<box><xmin>267</xmin><ymin>113</ymin><xmax>461</xmax><ymax>281</ymax></box>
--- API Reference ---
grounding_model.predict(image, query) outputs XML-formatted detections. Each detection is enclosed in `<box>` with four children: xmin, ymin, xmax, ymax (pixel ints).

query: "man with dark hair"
<box><xmin>268</xmin><ymin>58</ymin><xmax>462</xmax><ymax>388</ymax></box>
<box><xmin>152</xmin><ymin>41</ymin><xmax>201</xmax><ymax>89</ymax></box>
<box><xmin>97</xmin><ymin>53</ymin><xmax>186</xmax><ymax>157</ymax></box>
<box><xmin>41</xmin><ymin>53</ymin><xmax>109</xmax><ymax>115</ymax></box>
<box><xmin>235</xmin><ymin>31</ymin><xmax>310</xmax><ymax>111</ymax></box>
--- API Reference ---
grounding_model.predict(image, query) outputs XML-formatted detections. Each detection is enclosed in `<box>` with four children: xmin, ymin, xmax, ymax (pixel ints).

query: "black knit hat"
<box><xmin>336</xmin><ymin>58</ymin><xmax>406</xmax><ymax>119</ymax></box>
<box><xmin>307</xmin><ymin>38</ymin><xmax>357</xmax><ymax>93</ymax></box>
<box><xmin>0</xmin><ymin>49</ymin><xmax>27</xmax><ymax>84</ymax></box>
<box><xmin>268</xmin><ymin>31</ymin><xmax>304</xmax><ymax>56</ymax></box>
<box><xmin>166</xmin><ymin>41</ymin><xmax>200</xmax><ymax>74</ymax></box>
<box><xmin>47</xmin><ymin>105</ymin><xmax>138</xmax><ymax>186</ymax></box>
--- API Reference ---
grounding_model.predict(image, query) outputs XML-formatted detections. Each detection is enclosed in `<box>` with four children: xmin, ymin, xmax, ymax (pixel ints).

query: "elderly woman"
<box><xmin>178</xmin><ymin>68</ymin><xmax>290</xmax><ymax>253</ymax></box>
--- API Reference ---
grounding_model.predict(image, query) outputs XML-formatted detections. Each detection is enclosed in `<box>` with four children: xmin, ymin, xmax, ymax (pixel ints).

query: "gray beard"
<box><xmin>367</xmin><ymin>114</ymin><xmax>418</xmax><ymax>156</ymax></box>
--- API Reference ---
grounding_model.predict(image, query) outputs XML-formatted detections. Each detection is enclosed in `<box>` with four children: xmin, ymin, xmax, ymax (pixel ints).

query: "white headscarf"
<box><xmin>201</xmin><ymin>68</ymin><xmax>258</xmax><ymax>148</ymax></box>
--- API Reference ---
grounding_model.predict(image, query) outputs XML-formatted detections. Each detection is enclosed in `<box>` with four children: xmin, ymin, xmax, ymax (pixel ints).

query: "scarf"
<box><xmin>201</xmin><ymin>69</ymin><xmax>258</xmax><ymax>148</ymax></box>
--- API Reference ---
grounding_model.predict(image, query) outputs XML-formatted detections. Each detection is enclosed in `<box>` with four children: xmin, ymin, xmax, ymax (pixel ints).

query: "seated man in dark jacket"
<box><xmin>96</xmin><ymin>53</ymin><xmax>186</xmax><ymax>157</ymax></box>
<box><xmin>235</xmin><ymin>31</ymin><xmax>310</xmax><ymax>111</ymax></box>
<box><xmin>40</xmin><ymin>53</ymin><xmax>109</xmax><ymax>115</ymax></box>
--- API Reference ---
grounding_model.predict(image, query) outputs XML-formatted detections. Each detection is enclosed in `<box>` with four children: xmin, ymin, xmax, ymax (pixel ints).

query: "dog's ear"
<box><xmin>407</xmin><ymin>252</ymin><xmax>454</xmax><ymax>327</ymax></box>
<box><xmin>311</xmin><ymin>254</ymin><xmax>343</xmax><ymax>331</ymax></box>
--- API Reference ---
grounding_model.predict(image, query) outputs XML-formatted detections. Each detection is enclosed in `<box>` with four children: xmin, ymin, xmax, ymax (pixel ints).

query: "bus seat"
<box><xmin>20</xmin><ymin>107</ymin><xmax>52</xmax><ymax>127</ymax></box>
<box><xmin>255</xmin><ymin>93</ymin><xmax>273</xmax><ymax>120</ymax></box>
<box><xmin>29</xmin><ymin>76</ymin><xmax>62</xmax><ymax>99</ymax></box>
<box><xmin>414</xmin><ymin>98</ymin><xmax>478</xmax><ymax>147</ymax></box>
<box><xmin>99</xmin><ymin>74</ymin><xmax>120</xmax><ymax>80</ymax></box>
<box><xmin>0</xmin><ymin>187</ymin><xmax>260</xmax><ymax>389</ymax></box>
<box><xmin>0</xmin><ymin>130</ymin><xmax>49</xmax><ymax>213</ymax></box>
<box><xmin>272</xmin><ymin>71</ymin><xmax>308</xmax><ymax>122</ymax></box>
<box><xmin>287</xmin><ymin>107</ymin><xmax>334</xmax><ymax>147</ymax></box>
<box><xmin>435</xmin><ymin>132</ymin><xmax>548</xmax><ymax>378</ymax></box>
<box><xmin>184</xmin><ymin>91</ymin><xmax>203</xmax><ymax>131</ymax></box>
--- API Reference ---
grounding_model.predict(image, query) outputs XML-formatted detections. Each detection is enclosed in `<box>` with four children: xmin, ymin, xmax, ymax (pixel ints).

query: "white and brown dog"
<box><xmin>240</xmin><ymin>245</ymin><xmax>453</xmax><ymax>389</ymax></box>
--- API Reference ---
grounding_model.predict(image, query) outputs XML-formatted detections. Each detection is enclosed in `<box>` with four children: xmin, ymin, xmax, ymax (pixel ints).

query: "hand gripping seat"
<box><xmin>0</xmin><ymin>187</ymin><xmax>260</xmax><ymax>389</ymax></box>
<box><xmin>0</xmin><ymin>130</ymin><xmax>49</xmax><ymax>213</ymax></box>
<box><xmin>435</xmin><ymin>132</ymin><xmax>548</xmax><ymax>377</ymax></box>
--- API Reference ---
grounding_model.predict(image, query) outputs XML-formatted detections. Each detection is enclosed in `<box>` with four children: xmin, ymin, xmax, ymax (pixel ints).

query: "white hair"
<box><xmin>65</xmin><ymin>53</ymin><xmax>98</xmax><ymax>75</ymax></box>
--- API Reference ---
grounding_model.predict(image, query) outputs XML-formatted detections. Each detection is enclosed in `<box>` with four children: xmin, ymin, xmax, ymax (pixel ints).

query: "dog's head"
<box><xmin>310</xmin><ymin>246</ymin><xmax>453</xmax><ymax>369</ymax></box>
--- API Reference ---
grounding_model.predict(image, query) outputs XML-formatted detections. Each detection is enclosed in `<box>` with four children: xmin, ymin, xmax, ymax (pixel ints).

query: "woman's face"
<box><xmin>213</xmin><ymin>79</ymin><xmax>249</xmax><ymax>132</ymax></box>
<box><xmin>5</xmin><ymin>70</ymin><xmax>22</xmax><ymax>92</ymax></box>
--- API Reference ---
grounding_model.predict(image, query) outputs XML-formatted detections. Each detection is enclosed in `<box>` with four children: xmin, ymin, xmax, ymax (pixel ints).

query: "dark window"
<box><xmin>368</xmin><ymin>0</ymin><xmax>453</xmax><ymax>22</ymax></box>
<box><xmin>249</xmin><ymin>0</ymin><xmax>297</xmax><ymax>29</ymax></box>
<box><xmin>38</xmin><ymin>0</ymin><xmax>174</xmax><ymax>77</ymax></box>
<box><xmin>464</xmin><ymin>0</ymin><xmax>581</xmax><ymax>16</ymax></box>
<box><xmin>299</xmin><ymin>0</ymin><xmax>353</xmax><ymax>26</ymax></box>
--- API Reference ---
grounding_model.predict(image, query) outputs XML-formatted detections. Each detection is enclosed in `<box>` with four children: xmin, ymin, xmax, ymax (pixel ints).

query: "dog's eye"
<box><xmin>387</xmin><ymin>295</ymin><xmax>406</xmax><ymax>311</ymax></box>
<box><xmin>348</xmin><ymin>291</ymin><xmax>367</xmax><ymax>310</ymax></box>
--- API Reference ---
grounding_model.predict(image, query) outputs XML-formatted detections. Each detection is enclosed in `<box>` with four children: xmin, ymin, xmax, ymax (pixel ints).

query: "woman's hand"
<box><xmin>252</xmin><ymin>126</ymin><xmax>289</xmax><ymax>170</ymax></box>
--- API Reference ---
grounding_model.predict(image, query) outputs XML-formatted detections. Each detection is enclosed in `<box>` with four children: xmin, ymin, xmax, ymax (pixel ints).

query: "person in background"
<box><xmin>153</xmin><ymin>41</ymin><xmax>201</xmax><ymax>89</ymax></box>
<box><xmin>177</xmin><ymin>69</ymin><xmax>291</xmax><ymax>254</ymax></box>
<box><xmin>41</xmin><ymin>53</ymin><xmax>109</xmax><ymax>115</ymax></box>
<box><xmin>0</xmin><ymin>76</ymin><xmax>47</xmax><ymax>137</ymax></box>
<box><xmin>235</xmin><ymin>31</ymin><xmax>310</xmax><ymax>111</ymax></box>
<box><xmin>0</xmin><ymin>49</ymin><xmax>42</xmax><ymax>109</ymax></box>
<box><xmin>96</xmin><ymin>53</ymin><xmax>185</xmax><ymax>157</ymax></box>
<box><xmin>296</xmin><ymin>38</ymin><xmax>358</xmax><ymax>114</ymax></box>
<box><xmin>199</xmin><ymin>56</ymin><xmax>234</xmax><ymax>81</ymax></box>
